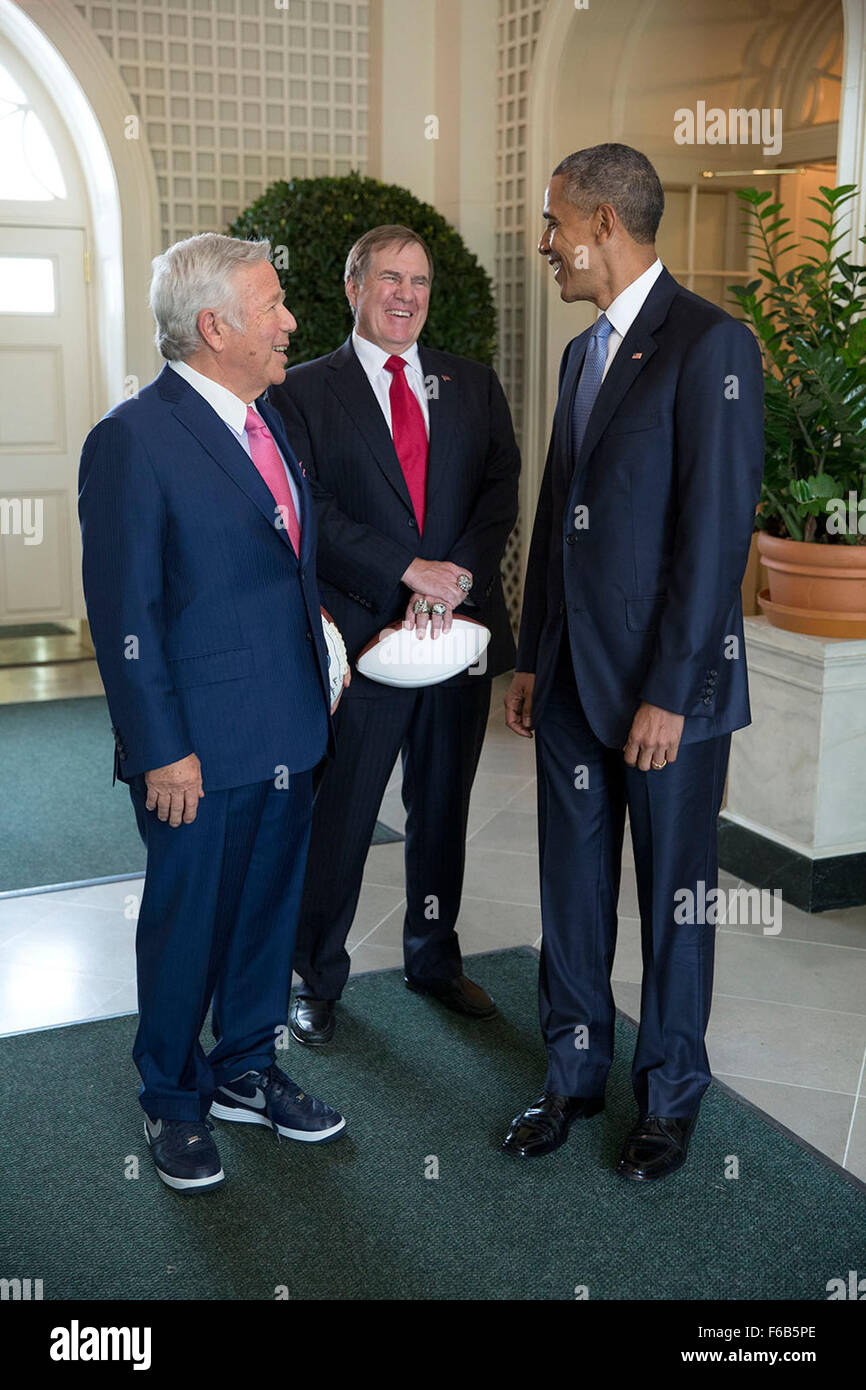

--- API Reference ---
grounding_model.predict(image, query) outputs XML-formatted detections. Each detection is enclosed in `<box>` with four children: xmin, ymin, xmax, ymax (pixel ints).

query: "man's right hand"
<box><xmin>504</xmin><ymin>672</ymin><xmax>535</xmax><ymax>738</ymax></box>
<box><xmin>400</xmin><ymin>559</ymin><xmax>470</xmax><ymax>611</ymax></box>
<box><xmin>145</xmin><ymin>752</ymin><xmax>204</xmax><ymax>827</ymax></box>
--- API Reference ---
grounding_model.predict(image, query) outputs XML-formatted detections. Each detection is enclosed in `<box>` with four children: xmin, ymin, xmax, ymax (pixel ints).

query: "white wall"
<box><xmin>376</xmin><ymin>0</ymin><xmax>498</xmax><ymax>280</ymax></box>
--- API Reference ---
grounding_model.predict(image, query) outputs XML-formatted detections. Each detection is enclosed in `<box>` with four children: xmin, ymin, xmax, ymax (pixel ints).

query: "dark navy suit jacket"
<box><xmin>78</xmin><ymin>363</ymin><xmax>333</xmax><ymax>791</ymax></box>
<box><xmin>269</xmin><ymin>336</ymin><xmax>520</xmax><ymax>690</ymax></box>
<box><xmin>517</xmin><ymin>268</ymin><xmax>764</xmax><ymax>747</ymax></box>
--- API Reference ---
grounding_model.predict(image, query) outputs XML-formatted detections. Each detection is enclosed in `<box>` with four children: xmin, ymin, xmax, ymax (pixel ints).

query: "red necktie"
<box><xmin>245</xmin><ymin>407</ymin><xmax>301</xmax><ymax>557</ymax></box>
<box><xmin>383</xmin><ymin>355</ymin><xmax>428</xmax><ymax>533</ymax></box>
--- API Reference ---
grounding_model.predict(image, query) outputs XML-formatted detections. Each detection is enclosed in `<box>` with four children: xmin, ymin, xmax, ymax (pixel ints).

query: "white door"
<box><xmin>0</xmin><ymin>224</ymin><xmax>91</xmax><ymax>623</ymax></box>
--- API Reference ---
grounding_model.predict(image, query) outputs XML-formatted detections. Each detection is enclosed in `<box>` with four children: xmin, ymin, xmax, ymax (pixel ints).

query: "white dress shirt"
<box><xmin>599</xmin><ymin>257</ymin><xmax>664</xmax><ymax>381</ymax></box>
<box><xmin>351</xmin><ymin>328</ymin><xmax>430</xmax><ymax>437</ymax></box>
<box><xmin>168</xmin><ymin>358</ymin><xmax>301</xmax><ymax>518</ymax></box>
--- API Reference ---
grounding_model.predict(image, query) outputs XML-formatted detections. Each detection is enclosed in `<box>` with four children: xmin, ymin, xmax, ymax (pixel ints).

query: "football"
<box><xmin>355</xmin><ymin>617</ymin><xmax>491</xmax><ymax>689</ymax></box>
<box><xmin>321</xmin><ymin>614</ymin><xmax>349</xmax><ymax>709</ymax></box>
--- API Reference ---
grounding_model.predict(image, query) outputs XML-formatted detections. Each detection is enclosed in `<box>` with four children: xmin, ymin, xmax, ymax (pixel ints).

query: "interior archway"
<box><xmin>0</xmin><ymin>0</ymin><xmax>161</xmax><ymax>632</ymax></box>
<box><xmin>521</xmin><ymin>0</ymin><xmax>845</xmax><ymax>576</ymax></box>
<box><xmin>0</xmin><ymin>0</ymin><xmax>162</xmax><ymax>404</ymax></box>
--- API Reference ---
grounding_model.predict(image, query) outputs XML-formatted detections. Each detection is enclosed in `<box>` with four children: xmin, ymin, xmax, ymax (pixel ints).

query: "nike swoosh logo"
<box><xmin>146</xmin><ymin>1118</ymin><xmax>163</xmax><ymax>1138</ymax></box>
<box><xmin>220</xmin><ymin>1085</ymin><xmax>267</xmax><ymax>1110</ymax></box>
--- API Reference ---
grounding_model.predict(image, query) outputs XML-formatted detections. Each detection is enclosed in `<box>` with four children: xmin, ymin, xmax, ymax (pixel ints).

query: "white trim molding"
<box><xmin>1</xmin><ymin>0</ymin><xmax>162</xmax><ymax>413</ymax></box>
<box><xmin>838</xmin><ymin>0</ymin><xmax>866</xmax><ymax>261</ymax></box>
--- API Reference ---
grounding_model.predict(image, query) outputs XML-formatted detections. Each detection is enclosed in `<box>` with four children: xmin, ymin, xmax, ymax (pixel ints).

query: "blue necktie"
<box><xmin>570</xmin><ymin>312</ymin><xmax>613</xmax><ymax>462</ymax></box>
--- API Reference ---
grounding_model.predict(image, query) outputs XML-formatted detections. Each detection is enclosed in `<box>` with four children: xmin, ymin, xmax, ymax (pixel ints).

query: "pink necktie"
<box><xmin>244</xmin><ymin>407</ymin><xmax>301</xmax><ymax>558</ymax></box>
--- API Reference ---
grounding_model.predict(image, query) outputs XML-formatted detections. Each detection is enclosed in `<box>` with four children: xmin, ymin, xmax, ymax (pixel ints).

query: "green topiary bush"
<box><xmin>228</xmin><ymin>171</ymin><xmax>496</xmax><ymax>367</ymax></box>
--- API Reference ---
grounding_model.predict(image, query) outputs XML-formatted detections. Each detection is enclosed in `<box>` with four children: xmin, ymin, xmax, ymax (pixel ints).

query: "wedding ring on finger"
<box><xmin>651</xmin><ymin>758</ymin><xmax>668</xmax><ymax>770</ymax></box>
<box><xmin>413</xmin><ymin>598</ymin><xmax>431</xmax><ymax>614</ymax></box>
<box><xmin>431</xmin><ymin>602</ymin><xmax>447</xmax><ymax>616</ymax></box>
<box><xmin>457</xmin><ymin>574</ymin><xmax>472</xmax><ymax>593</ymax></box>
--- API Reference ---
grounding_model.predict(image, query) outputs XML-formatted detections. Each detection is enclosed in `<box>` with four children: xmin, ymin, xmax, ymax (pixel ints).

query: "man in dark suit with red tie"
<box><xmin>269</xmin><ymin>225</ymin><xmax>520</xmax><ymax>1045</ymax></box>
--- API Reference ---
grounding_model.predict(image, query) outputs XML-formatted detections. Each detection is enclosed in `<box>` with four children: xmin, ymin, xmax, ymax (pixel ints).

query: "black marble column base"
<box><xmin>718</xmin><ymin>815</ymin><xmax>866</xmax><ymax>914</ymax></box>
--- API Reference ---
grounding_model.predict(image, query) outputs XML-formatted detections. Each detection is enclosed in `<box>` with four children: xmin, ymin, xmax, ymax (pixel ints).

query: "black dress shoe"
<box><xmin>501</xmin><ymin>1091</ymin><xmax>605</xmax><ymax>1157</ymax></box>
<box><xmin>290</xmin><ymin>995</ymin><xmax>336</xmax><ymax>1046</ymax></box>
<box><xmin>404</xmin><ymin>972</ymin><xmax>497</xmax><ymax>1020</ymax></box>
<box><xmin>616</xmin><ymin>1113</ymin><xmax>698</xmax><ymax>1181</ymax></box>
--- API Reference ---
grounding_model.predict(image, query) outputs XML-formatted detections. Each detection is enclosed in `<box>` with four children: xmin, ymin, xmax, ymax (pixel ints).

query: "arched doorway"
<box><xmin>518</xmin><ymin>0</ymin><xmax>846</xmax><ymax>582</ymax></box>
<box><xmin>0</xmin><ymin>0</ymin><xmax>160</xmax><ymax>634</ymax></box>
<box><xmin>0</xmin><ymin>38</ymin><xmax>93</xmax><ymax>629</ymax></box>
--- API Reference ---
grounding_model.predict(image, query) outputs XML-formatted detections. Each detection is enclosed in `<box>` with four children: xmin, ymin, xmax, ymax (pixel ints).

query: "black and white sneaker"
<box><xmin>143</xmin><ymin>1114</ymin><xmax>225</xmax><ymax>1193</ymax></box>
<box><xmin>210</xmin><ymin>1063</ymin><xmax>346</xmax><ymax>1143</ymax></box>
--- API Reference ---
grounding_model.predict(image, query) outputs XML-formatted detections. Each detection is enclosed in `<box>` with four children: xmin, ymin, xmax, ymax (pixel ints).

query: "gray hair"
<box><xmin>553</xmin><ymin>144</ymin><xmax>664</xmax><ymax>245</ymax></box>
<box><xmin>150</xmin><ymin>233</ymin><xmax>273</xmax><ymax>360</ymax></box>
<box><xmin>344</xmin><ymin>224</ymin><xmax>433</xmax><ymax>294</ymax></box>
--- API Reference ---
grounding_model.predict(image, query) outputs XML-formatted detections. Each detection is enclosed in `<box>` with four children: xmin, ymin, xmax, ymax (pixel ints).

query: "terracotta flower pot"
<box><xmin>756</xmin><ymin>532</ymin><xmax>866</xmax><ymax>638</ymax></box>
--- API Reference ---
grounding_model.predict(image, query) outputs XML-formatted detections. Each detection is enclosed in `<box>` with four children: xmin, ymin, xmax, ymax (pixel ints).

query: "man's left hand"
<box><xmin>623</xmin><ymin>702</ymin><xmax>684</xmax><ymax>771</ymax></box>
<box><xmin>403</xmin><ymin>592</ymin><xmax>454</xmax><ymax>639</ymax></box>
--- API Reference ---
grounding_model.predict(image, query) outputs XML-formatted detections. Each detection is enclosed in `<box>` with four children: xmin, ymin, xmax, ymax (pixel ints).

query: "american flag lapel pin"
<box><xmin>632</xmin><ymin>352</ymin><xmax>643</xmax><ymax>360</ymax></box>
<box><xmin>442</xmin><ymin>374</ymin><xmax>451</xmax><ymax>382</ymax></box>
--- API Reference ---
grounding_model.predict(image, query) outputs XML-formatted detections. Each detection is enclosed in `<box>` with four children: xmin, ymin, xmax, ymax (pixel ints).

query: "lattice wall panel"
<box><xmin>496</xmin><ymin>0</ymin><xmax>547</xmax><ymax>631</ymax></box>
<box><xmin>74</xmin><ymin>0</ymin><xmax>369</xmax><ymax>247</ymax></box>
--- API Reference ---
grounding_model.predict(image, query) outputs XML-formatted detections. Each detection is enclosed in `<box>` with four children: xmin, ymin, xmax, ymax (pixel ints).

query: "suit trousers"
<box><xmin>128</xmin><ymin>770</ymin><xmax>313</xmax><ymax>1121</ymax></box>
<box><xmin>534</xmin><ymin>635</ymin><xmax>730</xmax><ymax>1116</ymax></box>
<box><xmin>295</xmin><ymin>677</ymin><xmax>492</xmax><ymax>999</ymax></box>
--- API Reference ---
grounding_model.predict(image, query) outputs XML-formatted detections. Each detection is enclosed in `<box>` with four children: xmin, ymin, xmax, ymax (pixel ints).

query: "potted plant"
<box><xmin>730</xmin><ymin>184</ymin><xmax>866</xmax><ymax>637</ymax></box>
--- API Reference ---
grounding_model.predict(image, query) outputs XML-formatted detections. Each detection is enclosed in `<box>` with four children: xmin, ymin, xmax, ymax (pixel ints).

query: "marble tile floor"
<box><xmin>1</xmin><ymin>663</ymin><xmax>864</xmax><ymax>1181</ymax></box>
<box><xmin>0</xmin><ymin>628</ymin><xmax>94</xmax><ymax>670</ymax></box>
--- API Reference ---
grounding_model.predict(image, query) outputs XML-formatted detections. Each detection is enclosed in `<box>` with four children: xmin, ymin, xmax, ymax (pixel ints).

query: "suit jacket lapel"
<box><xmin>325</xmin><ymin>336</ymin><xmax>415</xmax><ymax>516</ymax></box>
<box><xmin>159</xmin><ymin>365</ymin><xmax>299</xmax><ymax>563</ymax></box>
<box><xmin>418</xmin><ymin>346</ymin><xmax>455</xmax><ymax>519</ymax></box>
<box><xmin>574</xmin><ymin>330</ymin><xmax>659</xmax><ymax>475</ymax></box>
<box><xmin>568</xmin><ymin>268</ymin><xmax>680</xmax><ymax>490</ymax></box>
<box><xmin>554</xmin><ymin>330</ymin><xmax>590</xmax><ymax>490</ymax></box>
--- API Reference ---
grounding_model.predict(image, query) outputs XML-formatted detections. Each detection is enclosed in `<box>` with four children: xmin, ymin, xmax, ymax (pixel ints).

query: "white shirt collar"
<box><xmin>352</xmin><ymin>328</ymin><xmax>423</xmax><ymax>378</ymax></box>
<box><xmin>600</xmin><ymin>257</ymin><xmax>664</xmax><ymax>339</ymax></box>
<box><xmin>168</xmin><ymin>358</ymin><xmax>260</xmax><ymax>433</ymax></box>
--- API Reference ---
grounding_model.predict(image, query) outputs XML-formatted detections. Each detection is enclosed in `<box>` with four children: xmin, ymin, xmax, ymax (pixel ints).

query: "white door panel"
<box><xmin>0</xmin><ymin>225</ymin><xmax>91</xmax><ymax>622</ymax></box>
